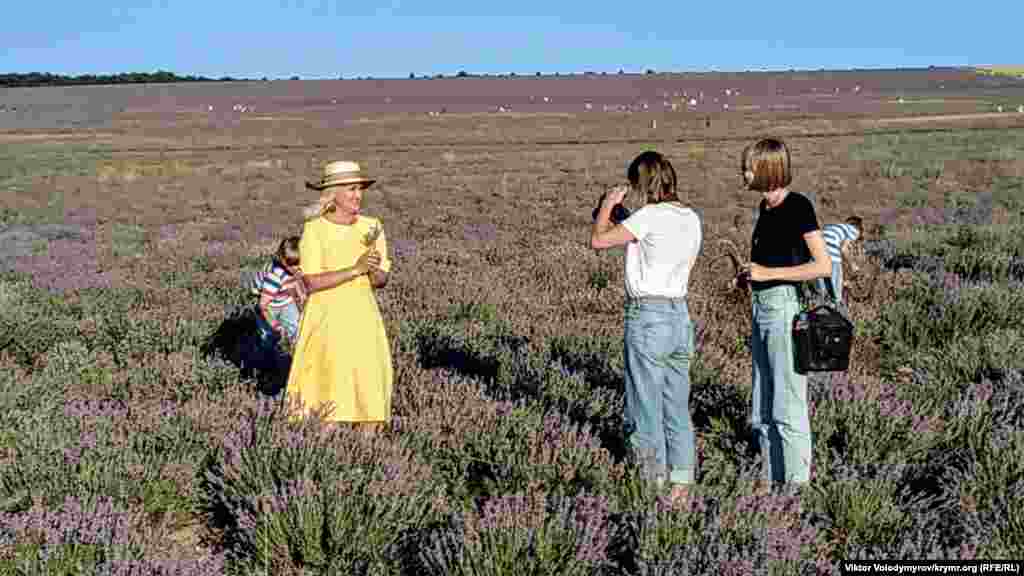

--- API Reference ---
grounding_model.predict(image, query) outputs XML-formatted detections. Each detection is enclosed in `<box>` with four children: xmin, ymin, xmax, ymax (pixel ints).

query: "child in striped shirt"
<box><xmin>257</xmin><ymin>236</ymin><xmax>305</xmax><ymax>346</ymax></box>
<box><xmin>817</xmin><ymin>216</ymin><xmax>863</xmax><ymax>304</ymax></box>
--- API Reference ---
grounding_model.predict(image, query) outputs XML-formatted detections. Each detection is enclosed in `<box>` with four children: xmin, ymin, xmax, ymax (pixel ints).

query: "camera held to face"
<box><xmin>592</xmin><ymin>192</ymin><xmax>631</xmax><ymax>224</ymax></box>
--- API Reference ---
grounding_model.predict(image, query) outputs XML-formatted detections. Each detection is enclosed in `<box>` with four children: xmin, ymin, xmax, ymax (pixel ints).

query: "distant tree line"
<box><xmin>0</xmin><ymin>71</ymin><xmax>250</xmax><ymax>88</ymax></box>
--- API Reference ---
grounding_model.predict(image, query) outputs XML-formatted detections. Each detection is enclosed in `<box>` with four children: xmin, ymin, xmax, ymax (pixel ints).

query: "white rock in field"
<box><xmin>543</xmin><ymin>96</ymin><xmax>550</xmax><ymax>103</ymax></box>
<box><xmin>208</xmin><ymin>105</ymin><xmax>213</xmax><ymax>111</ymax></box>
<box><xmin>725</xmin><ymin>88</ymin><xmax>732</xmax><ymax>96</ymax></box>
<box><xmin>689</xmin><ymin>98</ymin><xmax>697</xmax><ymax>106</ymax></box>
<box><xmin>651</xmin><ymin>119</ymin><xmax>657</xmax><ymax>129</ymax></box>
<box><xmin>584</xmin><ymin>102</ymin><xmax>593</xmax><ymax>110</ymax></box>
<box><xmin>1018</xmin><ymin>105</ymin><xmax>1023</xmax><ymax>114</ymax></box>
<box><xmin>723</xmin><ymin>103</ymin><xmax>729</xmax><ymax>110</ymax></box>
<box><xmin>854</xmin><ymin>85</ymin><xmax>861</xmax><ymax>92</ymax></box>
<box><xmin>671</xmin><ymin>103</ymin><xmax>678</xmax><ymax>111</ymax></box>
<box><xmin>898</xmin><ymin>97</ymin><xmax>904</xmax><ymax>104</ymax></box>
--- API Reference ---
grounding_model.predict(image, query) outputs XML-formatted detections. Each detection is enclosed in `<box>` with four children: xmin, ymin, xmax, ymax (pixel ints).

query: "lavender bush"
<box><xmin>611</xmin><ymin>477</ymin><xmax>825</xmax><ymax>576</ymax></box>
<box><xmin>422</xmin><ymin>490</ymin><xmax>612</xmax><ymax>576</ymax></box>
<box><xmin>0</xmin><ymin>495</ymin><xmax>226</xmax><ymax>574</ymax></box>
<box><xmin>200</xmin><ymin>399</ymin><xmax>448</xmax><ymax>574</ymax></box>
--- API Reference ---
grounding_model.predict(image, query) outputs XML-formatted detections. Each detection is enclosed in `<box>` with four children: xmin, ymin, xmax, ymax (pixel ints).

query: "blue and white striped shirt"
<box><xmin>821</xmin><ymin>223</ymin><xmax>860</xmax><ymax>263</ymax></box>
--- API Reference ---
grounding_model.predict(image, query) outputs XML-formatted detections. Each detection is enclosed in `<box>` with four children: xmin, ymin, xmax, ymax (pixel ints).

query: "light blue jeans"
<box><xmin>623</xmin><ymin>297</ymin><xmax>696</xmax><ymax>486</ymax></box>
<box><xmin>261</xmin><ymin>302</ymin><xmax>301</xmax><ymax>345</ymax></box>
<box><xmin>815</xmin><ymin>260</ymin><xmax>844</xmax><ymax>304</ymax></box>
<box><xmin>750</xmin><ymin>285</ymin><xmax>812</xmax><ymax>484</ymax></box>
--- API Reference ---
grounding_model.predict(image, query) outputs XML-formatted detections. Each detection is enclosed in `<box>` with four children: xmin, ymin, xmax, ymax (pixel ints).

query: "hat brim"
<box><xmin>305</xmin><ymin>177</ymin><xmax>376</xmax><ymax>191</ymax></box>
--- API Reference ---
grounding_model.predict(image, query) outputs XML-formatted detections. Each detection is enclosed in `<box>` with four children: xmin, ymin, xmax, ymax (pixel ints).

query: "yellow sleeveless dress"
<box><xmin>286</xmin><ymin>214</ymin><xmax>393</xmax><ymax>422</ymax></box>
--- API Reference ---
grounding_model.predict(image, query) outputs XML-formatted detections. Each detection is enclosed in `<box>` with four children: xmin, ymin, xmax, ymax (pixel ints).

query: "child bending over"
<box><xmin>257</xmin><ymin>236</ymin><xmax>305</xmax><ymax>346</ymax></box>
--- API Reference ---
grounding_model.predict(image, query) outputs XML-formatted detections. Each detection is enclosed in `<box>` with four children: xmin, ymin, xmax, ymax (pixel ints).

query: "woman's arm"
<box><xmin>303</xmin><ymin>267</ymin><xmax>367</xmax><ymax>294</ymax></box>
<box><xmin>750</xmin><ymin>230</ymin><xmax>832</xmax><ymax>282</ymax></box>
<box><xmin>302</xmin><ymin>250</ymin><xmax>380</xmax><ymax>294</ymax></box>
<box><xmin>590</xmin><ymin>185</ymin><xmax>636</xmax><ymax>250</ymax></box>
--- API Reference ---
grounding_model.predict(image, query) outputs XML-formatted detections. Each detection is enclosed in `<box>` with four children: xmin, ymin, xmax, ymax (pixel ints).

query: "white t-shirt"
<box><xmin>620</xmin><ymin>202</ymin><xmax>702</xmax><ymax>299</ymax></box>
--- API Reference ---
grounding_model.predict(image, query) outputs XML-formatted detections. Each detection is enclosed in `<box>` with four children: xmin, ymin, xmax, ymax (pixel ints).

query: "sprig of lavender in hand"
<box><xmin>363</xmin><ymin>224</ymin><xmax>381</xmax><ymax>247</ymax></box>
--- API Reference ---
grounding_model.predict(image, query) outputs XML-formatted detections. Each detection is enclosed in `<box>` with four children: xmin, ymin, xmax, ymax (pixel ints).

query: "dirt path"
<box><xmin>867</xmin><ymin>112</ymin><xmax>1023</xmax><ymax>125</ymax></box>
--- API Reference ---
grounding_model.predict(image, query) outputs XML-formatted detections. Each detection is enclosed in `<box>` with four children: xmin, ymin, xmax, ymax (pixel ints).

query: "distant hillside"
<box><xmin>0</xmin><ymin>71</ymin><xmax>251</xmax><ymax>88</ymax></box>
<box><xmin>974</xmin><ymin>66</ymin><xmax>1024</xmax><ymax>78</ymax></box>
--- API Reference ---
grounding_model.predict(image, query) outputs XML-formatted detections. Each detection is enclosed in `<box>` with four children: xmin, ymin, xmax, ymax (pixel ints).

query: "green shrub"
<box><xmin>201</xmin><ymin>402</ymin><xmax>448</xmax><ymax>574</ymax></box>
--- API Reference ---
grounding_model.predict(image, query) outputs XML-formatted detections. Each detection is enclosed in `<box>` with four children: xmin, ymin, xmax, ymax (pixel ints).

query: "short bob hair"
<box><xmin>744</xmin><ymin>138</ymin><xmax>792</xmax><ymax>192</ymax></box>
<box><xmin>845</xmin><ymin>215</ymin><xmax>864</xmax><ymax>235</ymax></box>
<box><xmin>627</xmin><ymin>150</ymin><xmax>678</xmax><ymax>203</ymax></box>
<box><xmin>275</xmin><ymin>236</ymin><xmax>301</xmax><ymax>267</ymax></box>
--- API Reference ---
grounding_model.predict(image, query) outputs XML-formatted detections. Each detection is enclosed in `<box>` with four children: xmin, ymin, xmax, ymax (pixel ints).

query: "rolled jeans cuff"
<box><xmin>669</xmin><ymin>468</ymin><xmax>694</xmax><ymax>485</ymax></box>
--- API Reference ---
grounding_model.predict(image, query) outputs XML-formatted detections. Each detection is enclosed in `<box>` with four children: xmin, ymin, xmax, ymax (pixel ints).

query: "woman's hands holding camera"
<box><xmin>603</xmin><ymin>185</ymin><xmax>629</xmax><ymax>208</ymax></box>
<box><xmin>592</xmin><ymin>184</ymin><xmax>632</xmax><ymax>224</ymax></box>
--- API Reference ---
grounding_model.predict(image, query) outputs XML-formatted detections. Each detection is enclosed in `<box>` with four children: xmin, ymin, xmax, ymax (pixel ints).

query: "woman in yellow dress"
<box><xmin>286</xmin><ymin>160</ymin><xmax>393</xmax><ymax>432</ymax></box>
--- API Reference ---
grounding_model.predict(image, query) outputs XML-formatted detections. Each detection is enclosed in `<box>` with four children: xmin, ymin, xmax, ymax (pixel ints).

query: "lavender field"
<box><xmin>2</xmin><ymin>71</ymin><xmax>1024</xmax><ymax>574</ymax></box>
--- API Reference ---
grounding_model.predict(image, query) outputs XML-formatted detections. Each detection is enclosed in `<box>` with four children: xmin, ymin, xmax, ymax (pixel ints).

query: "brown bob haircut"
<box><xmin>743</xmin><ymin>138</ymin><xmax>792</xmax><ymax>192</ymax></box>
<box><xmin>845</xmin><ymin>215</ymin><xmax>865</xmax><ymax>238</ymax></box>
<box><xmin>627</xmin><ymin>150</ymin><xmax>678</xmax><ymax>203</ymax></box>
<box><xmin>275</xmin><ymin>236</ymin><xmax>301</xmax><ymax>267</ymax></box>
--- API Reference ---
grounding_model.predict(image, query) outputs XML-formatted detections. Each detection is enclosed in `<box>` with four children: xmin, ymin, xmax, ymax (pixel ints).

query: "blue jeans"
<box><xmin>263</xmin><ymin>302</ymin><xmax>301</xmax><ymax>345</ymax></box>
<box><xmin>815</xmin><ymin>261</ymin><xmax>844</xmax><ymax>304</ymax></box>
<box><xmin>623</xmin><ymin>298</ymin><xmax>696</xmax><ymax>485</ymax></box>
<box><xmin>750</xmin><ymin>285</ymin><xmax>812</xmax><ymax>484</ymax></box>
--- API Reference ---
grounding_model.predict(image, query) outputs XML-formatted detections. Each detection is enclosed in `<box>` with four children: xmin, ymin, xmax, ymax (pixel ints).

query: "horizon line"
<box><xmin>4</xmin><ymin>64</ymin><xmax>1018</xmax><ymax>82</ymax></box>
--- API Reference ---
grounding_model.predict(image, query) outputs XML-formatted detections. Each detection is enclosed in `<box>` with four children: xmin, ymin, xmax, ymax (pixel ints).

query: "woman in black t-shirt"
<box><xmin>739</xmin><ymin>138</ymin><xmax>831</xmax><ymax>487</ymax></box>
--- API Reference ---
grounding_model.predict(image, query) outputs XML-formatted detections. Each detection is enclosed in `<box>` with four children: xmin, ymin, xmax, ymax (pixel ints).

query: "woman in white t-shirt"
<box><xmin>590</xmin><ymin>150</ymin><xmax>703</xmax><ymax>506</ymax></box>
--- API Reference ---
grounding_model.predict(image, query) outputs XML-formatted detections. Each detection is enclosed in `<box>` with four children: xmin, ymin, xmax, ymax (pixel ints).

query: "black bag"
<box><xmin>792</xmin><ymin>304</ymin><xmax>854</xmax><ymax>374</ymax></box>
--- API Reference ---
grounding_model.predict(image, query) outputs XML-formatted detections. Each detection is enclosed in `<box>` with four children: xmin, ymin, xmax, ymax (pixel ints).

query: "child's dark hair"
<box><xmin>845</xmin><ymin>215</ymin><xmax>864</xmax><ymax>233</ymax></box>
<box><xmin>275</xmin><ymin>236</ymin><xmax>301</xmax><ymax>267</ymax></box>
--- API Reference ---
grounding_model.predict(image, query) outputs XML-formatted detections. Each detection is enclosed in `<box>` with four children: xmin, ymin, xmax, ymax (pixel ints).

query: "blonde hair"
<box><xmin>745</xmin><ymin>138</ymin><xmax>792</xmax><ymax>192</ymax></box>
<box><xmin>627</xmin><ymin>150</ymin><xmax>678</xmax><ymax>204</ymax></box>
<box><xmin>303</xmin><ymin>191</ymin><xmax>336</xmax><ymax>221</ymax></box>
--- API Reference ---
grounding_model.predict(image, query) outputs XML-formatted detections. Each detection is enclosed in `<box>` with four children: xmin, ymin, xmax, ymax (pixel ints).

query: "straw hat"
<box><xmin>305</xmin><ymin>160</ymin><xmax>376</xmax><ymax>191</ymax></box>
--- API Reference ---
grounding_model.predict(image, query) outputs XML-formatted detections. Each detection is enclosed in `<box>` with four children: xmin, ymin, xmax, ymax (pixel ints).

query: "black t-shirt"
<box><xmin>750</xmin><ymin>191</ymin><xmax>819</xmax><ymax>290</ymax></box>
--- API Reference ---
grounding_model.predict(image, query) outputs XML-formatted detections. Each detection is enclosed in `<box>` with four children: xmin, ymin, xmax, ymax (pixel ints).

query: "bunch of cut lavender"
<box><xmin>363</xmin><ymin>223</ymin><xmax>381</xmax><ymax>248</ymax></box>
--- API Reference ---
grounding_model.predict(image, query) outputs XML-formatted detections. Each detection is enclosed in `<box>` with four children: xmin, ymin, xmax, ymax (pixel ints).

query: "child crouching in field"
<box><xmin>239</xmin><ymin>236</ymin><xmax>305</xmax><ymax>397</ymax></box>
<box><xmin>256</xmin><ymin>236</ymin><xmax>306</xmax><ymax>346</ymax></box>
<box><xmin>816</xmin><ymin>216</ymin><xmax>863</xmax><ymax>306</ymax></box>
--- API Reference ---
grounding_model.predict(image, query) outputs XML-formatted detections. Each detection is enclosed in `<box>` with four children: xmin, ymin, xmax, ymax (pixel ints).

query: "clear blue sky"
<box><xmin>3</xmin><ymin>1</ymin><xmax>1020</xmax><ymax>79</ymax></box>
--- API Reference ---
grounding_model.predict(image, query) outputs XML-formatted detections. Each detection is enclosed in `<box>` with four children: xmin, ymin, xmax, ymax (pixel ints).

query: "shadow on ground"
<box><xmin>200</xmin><ymin>303</ymin><xmax>290</xmax><ymax>397</ymax></box>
